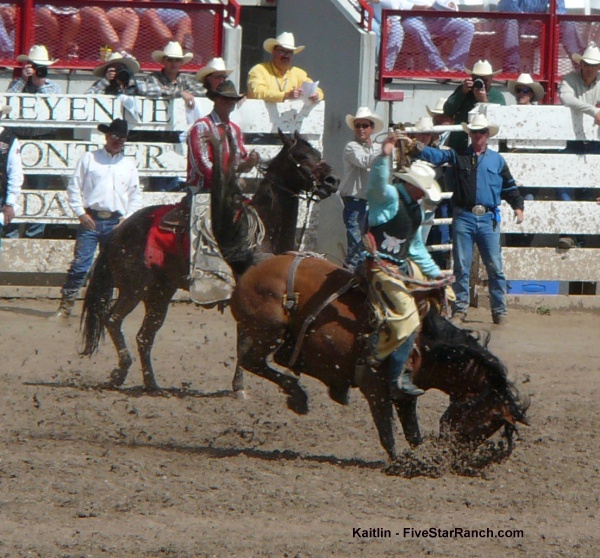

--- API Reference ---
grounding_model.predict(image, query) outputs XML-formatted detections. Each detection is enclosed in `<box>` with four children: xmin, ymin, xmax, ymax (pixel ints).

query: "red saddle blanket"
<box><xmin>145</xmin><ymin>204</ymin><xmax>190</xmax><ymax>268</ymax></box>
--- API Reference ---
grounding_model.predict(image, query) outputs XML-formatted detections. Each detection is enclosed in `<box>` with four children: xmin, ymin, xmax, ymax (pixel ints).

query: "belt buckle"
<box><xmin>472</xmin><ymin>205</ymin><xmax>486</xmax><ymax>216</ymax></box>
<box><xmin>97</xmin><ymin>210</ymin><xmax>112</xmax><ymax>219</ymax></box>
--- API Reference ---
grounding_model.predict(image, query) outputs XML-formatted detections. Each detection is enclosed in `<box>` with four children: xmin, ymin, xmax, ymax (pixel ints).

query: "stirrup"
<box><xmin>393</xmin><ymin>370</ymin><xmax>424</xmax><ymax>398</ymax></box>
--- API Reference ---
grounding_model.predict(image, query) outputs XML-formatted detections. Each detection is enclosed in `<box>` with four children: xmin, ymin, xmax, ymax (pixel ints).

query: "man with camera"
<box><xmin>86</xmin><ymin>52</ymin><xmax>144</xmax><ymax>95</ymax></box>
<box><xmin>4</xmin><ymin>45</ymin><xmax>61</xmax><ymax>239</ymax></box>
<box><xmin>443</xmin><ymin>60</ymin><xmax>506</xmax><ymax>152</ymax></box>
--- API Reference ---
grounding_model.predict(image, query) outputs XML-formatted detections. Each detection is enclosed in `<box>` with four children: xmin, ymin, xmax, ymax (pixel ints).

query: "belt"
<box><xmin>462</xmin><ymin>204</ymin><xmax>493</xmax><ymax>216</ymax></box>
<box><xmin>342</xmin><ymin>196</ymin><xmax>366</xmax><ymax>203</ymax></box>
<box><xmin>85</xmin><ymin>208</ymin><xmax>122</xmax><ymax>220</ymax></box>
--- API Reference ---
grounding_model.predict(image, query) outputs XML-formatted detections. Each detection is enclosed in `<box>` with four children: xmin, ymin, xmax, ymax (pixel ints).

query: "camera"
<box><xmin>473</xmin><ymin>78</ymin><xmax>485</xmax><ymax>91</ymax></box>
<box><xmin>33</xmin><ymin>65</ymin><xmax>48</xmax><ymax>79</ymax></box>
<box><xmin>116</xmin><ymin>68</ymin><xmax>132</xmax><ymax>85</ymax></box>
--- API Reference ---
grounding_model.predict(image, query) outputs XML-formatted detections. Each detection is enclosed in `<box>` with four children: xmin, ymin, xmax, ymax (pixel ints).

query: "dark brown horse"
<box><xmin>227</xmin><ymin>254</ymin><xmax>530</xmax><ymax>461</ymax></box>
<box><xmin>80</xmin><ymin>130</ymin><xmax>339</xmax><ymax>390</ymax></box>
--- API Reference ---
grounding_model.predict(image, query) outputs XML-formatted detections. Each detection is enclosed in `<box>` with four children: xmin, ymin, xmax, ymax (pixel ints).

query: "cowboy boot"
<box><xmin>51</xmin><ymin>295</ymin><xmax>76</xmax><ymax>319</ymax></box>
<box><xmin>388</xmin><ymin>332</ymin><xmax>424</xmax><ymax>398</ymax></box>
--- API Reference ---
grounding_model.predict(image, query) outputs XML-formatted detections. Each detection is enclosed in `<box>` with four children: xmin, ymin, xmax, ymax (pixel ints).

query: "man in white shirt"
<box><xmin>0</xmin><ymin>102</ymin><xmax>24</xmax><ymax>242</ymax></box>
<box><xmin>53</xmin><ymin>118</ymin><xmax>142</xmax><ymax>318</ymax></box>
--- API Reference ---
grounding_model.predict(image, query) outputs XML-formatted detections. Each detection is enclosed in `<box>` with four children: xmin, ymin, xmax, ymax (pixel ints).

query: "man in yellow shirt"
<box><xmin>247</xmin><ymin>31</ymin><xmax>324</xmax><ymax>103</ymax></box>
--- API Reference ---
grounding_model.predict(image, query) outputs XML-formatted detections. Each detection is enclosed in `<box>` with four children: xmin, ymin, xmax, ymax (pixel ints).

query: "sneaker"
<box><xmin>557</xmin><ymin>236</ymin><xmax>576</xmax><ymax>250</ymax></box>
<box><xmin>492</xmin><ymin>314</ymin><xmax>507</xmax><ymax>325</ymax></box>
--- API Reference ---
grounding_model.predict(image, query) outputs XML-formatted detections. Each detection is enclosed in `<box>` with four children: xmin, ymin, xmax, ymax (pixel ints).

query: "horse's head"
<box><xmin>419</xmin><ymin>311</ymin><xmax>530</xmax><ymax>448</ymax></box>
<box><xmin>277</xmin><ymin>128</ymin><xmax>340</xmax><ymax>199</ymax></box>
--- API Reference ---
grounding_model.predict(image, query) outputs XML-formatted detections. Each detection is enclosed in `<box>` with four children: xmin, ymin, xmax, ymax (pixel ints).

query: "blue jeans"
<box><xmin>61</xmin><ymin>217</ymin><xmax>120</xmax><ymax>298</ymax></box>
<box><xmin>452</xmin><ymin>208</ymin><xmax>506</xmax><ymax>317</ymax></box>
<box><xmin>342</xmin><ymin>197</ymin><xmax>367</xmax><ymax>271</ymax></box>
<box><xmin>3</xmin><ymin>175</ymin><xmax>51</xmax><ymax>239</ymax></box>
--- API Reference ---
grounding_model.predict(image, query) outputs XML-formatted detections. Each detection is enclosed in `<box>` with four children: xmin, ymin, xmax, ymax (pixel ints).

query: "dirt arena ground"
<box><xmin>0</xmin><ymin>298</ymin><xmax>598</xmax><ymax>557</ymax></box>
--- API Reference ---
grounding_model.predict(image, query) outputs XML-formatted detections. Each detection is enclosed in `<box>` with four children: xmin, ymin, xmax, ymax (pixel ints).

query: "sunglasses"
<box><xmin>210</xmin><ymin>73</ymin><xmax>229</xmax><ymax>80</ymax></box>
<box><xmin>354</xmin><ymin>123</ymin><xmax>373</xmax><ymax>129</ymax></box>
<box><xmin>470</xmin><ymin>128</ymin><xmax>489</xmax><ymax>135</ymax></box>
<box><xmin>515</xmin><ymin>86</ymin><xmax>532</xmax><ymax>94</ymax></box>
<box><xmin>109</xmin><ymin>133</ymin><xmax>127</xmax><ymax>140</ymax></box>
<box><xmin>274</xmin><ymin>47</ymin><xmax>294</xmax><ymax>56</ymax></box>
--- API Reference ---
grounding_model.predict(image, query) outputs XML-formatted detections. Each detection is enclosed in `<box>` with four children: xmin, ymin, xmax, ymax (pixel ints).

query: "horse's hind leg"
<box><xmin>231</xmin><ymin>366</ymin><xmax>246</xmax><ymax>400</ymax></box>
<box><xmin>236</xmin><ymin>324</ymin><xmax>309</xmax><ymax>415</ymax></box>
<box><xmin>358</xmin><ymin>372</ymin><xmax>398</xmax><ymax>461</ymax></box>
<box><xmin>137</xmin><ymin>284</ymin><xmax>177</xmax><ymax>391</ymax></box>
<box><xmin>394</xmin><ymin>397</ymin><xmax>422</xmax><ymax>448</ymax></box>
<box><xmin>105</xmin><ymin>292</ymin><xmax>141</xmax><ymax>387</ymax></box>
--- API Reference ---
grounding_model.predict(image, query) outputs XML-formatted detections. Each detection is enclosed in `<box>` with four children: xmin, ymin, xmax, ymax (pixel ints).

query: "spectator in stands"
<box><xmin>53</xmin><ymin>119</ymin><xmax>142</xmax><ymax>319</ymax></box>
<box><xmin>0</xmin><ymin>4</ymin><xmax>14</xmax><ymax>57</ymax></box>
<box><xmin>145</xmin><ymin>41</ymin><xmax>203</xmax><ymax>192</ymax></box>
<box><xmin>443</xmin><ymin>60</ymin><xmax>506</xmax><ymax>151</ymax></box>
<box><xmin>556</xmin><ymin>43</ymin><xmax>600</xmax><ymax>249</ymax></box>
<box><xmin>247</xmin><ymin>32</ymin><xmax>324</xmax><ymax>103</ymax></box>
<box><xmin>187</xmin><ymin>81</ymin><xmax>259</xmax><ymax>193</ymax></box>
<box><xmin>5</xmin><ymin>45</ymin><xmax>61</xmax><ymax>239</ymax></box>
<box><xmin>0</xmin><ymin>101</ymin><xmax>24</xmax><ymax>243</ymax></box>
<box><xmin>80</xmin><ymin>5</ymin><xmax>139</xmax><ymax>56</ymax></box>
<box><xmin>86</xmin><ymin>52</ymin><xmax>144</xmax><ymax>95</ymax></box>
<box><xmin>369</xmin><ymin>0</ymin><xmax>474</xmax><ymax>73</ymax></box>
<box><xmin>196</xmin><ymin>57</ymin><xmax>233</xmax><ymax>95</ymax></box>
<box><xmin>499</xmin><ymin>0</ymin><xmax>584</xmax><ymax>74</ymax></box>
<box><xmin>35</xmin><ymin>5</ymin><xmax>81</xmax><ymax>60</ymax></box>
<box><xmin>507</xmin><ymin>73</ymin><xmax>545</xmax><ymax>105</ymax></box>
<box><xmin>408</xmin><ymin>114</ymin><xmax>524</xmax><ymax>325</ymax></box>
<box><xmin>138</xmin><ymin>3</ymin><xmax>193</xmax><ymax>53</ymax></box>
<box><xmin>426</xmin><ymin>97</ymin><xmax>453</xmax><ymax>143</ymax></box>
<box><xmin>339</xmin><ymin>106</ymin><xmax>383</xmax><ymax>272</ymax></box>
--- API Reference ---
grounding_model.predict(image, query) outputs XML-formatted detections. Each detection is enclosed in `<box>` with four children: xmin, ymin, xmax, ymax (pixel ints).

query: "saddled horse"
<box><xmin>205</xmin><ymin>149</ymin><xmax>529</xmax><ymax>461</ymax></box>
<box><xmin>228</xmin><ymin>254</ymin><xmax>530</xmax><ymax>461</ymax></box>
<box><xmin>80</xmin><ymin>130</ymin><xmax>339</xmax><ymax>390</ymax></box>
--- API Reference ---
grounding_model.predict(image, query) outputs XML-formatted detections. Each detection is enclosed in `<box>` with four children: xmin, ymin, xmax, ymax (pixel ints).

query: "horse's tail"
<box><xmin>79</xmin><ymin>247</ymin><xmax>114</xmax><ymax>356</ymax></box>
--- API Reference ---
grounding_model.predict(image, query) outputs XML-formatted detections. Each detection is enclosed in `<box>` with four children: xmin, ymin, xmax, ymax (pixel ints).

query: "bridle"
<box><xmin>285</xmin><ymin>138</ymin><xmax>332</xmax><ymax>201</ymax></box>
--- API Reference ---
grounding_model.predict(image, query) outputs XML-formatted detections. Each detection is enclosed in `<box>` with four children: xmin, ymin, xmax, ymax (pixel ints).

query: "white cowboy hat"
<box><xmin>16</xmin><ymin>45</ymin><xmax>58</xmax><ymax>66</ymax></box>
<box><xmin>507</xmin><ymin>73</ymin><xmax>545</xmax><ymax>101</ymax></box>
<box><xmin>572</xmin><ymin>43</ymin><xmax>600</xmax><ymax>65</ymax></box>
<box><xmin>426</xmin><ymin>97</ymin><xmax>447</xmax><ymax>117</ymax></box>
<box><xmin>461</xmin><ymin>113</ymin><xmax>500</xmax><ymax>138</ymax></box>
<box><xmin>345</xmin><ymin>106</ymin><xmax>384</xmax><ymax>135</ymax></box>
<box><xmin>465</xmin><ymin>59</ymin><xmax>501</xmax><ymax>76</ymax></box>
<box><xmin>263</xmin><ymin>32</ymin><xmax>305</xmax><ymax>55</ymax></box>
<box><xmin>394</xmin><ymin>161</ymin><xmax>442</xmax><ymax>204</ymax></box>
<box><xmin>152</xmin><ymin>41</ymin><xmax>193</xmax><ymax>64</ymax></box>
<box><xmin>92</xmin><ymin>52</ymin><xmax>140</xmax><ymax>77</ymax></box>
<box><xmin>196</xmin><ymin>57</ymin><xmax>233</xmax><ymax>83</ymax></box>
<box><xmin>413</xmin><ymin>116</ymin><xmax>435</xmax><ymax>132</ymax></box>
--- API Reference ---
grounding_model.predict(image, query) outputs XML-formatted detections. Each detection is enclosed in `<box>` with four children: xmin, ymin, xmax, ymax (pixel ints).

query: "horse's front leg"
<box><xmin>358</xmin><ymin>369</ymin><xmax>398</xmax><ymax>462</ymax></box>
<box><xmin>136</xmin><ymin>285</ymin><xmax>177</xmax><ymax>391</ymax></box>
<box><xmin>393</xmin><ymin>396</ymin><xmax>422</xmax><ymax>447</ymax></box>
<box><xmin>236</xmin><ymin>324</ymin><xmax>309</xmax><ymax>414</ymax></box>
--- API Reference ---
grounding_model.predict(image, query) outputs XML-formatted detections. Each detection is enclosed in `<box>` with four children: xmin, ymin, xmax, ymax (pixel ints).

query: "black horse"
<box><xmin>80</xmin><ymin>130</ymin><xmax>339</xmax><ymax>390</ymax></box>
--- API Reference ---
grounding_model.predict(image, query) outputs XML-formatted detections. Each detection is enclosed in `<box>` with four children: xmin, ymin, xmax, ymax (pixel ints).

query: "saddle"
<box><xmin>159</xmin><ymin>202</ymin><xmax>190</xmax><ymax>233</ymax></box>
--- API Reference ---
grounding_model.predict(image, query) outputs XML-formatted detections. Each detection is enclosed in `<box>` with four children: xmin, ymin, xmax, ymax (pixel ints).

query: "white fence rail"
<box><xmin>0</xmin><ymin>96</ymin><xmax>325</xmax><ymax>297</ymax></box>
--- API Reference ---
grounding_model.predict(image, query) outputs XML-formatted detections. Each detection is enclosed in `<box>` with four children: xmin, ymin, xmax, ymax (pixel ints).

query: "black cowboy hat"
<box><xmin>98</xmin><ymin>118</ymin><xmax>129</xmax><ymax>137</ymax></box>
<box><xmin>207</xmin><ymin>80</ymin><xmax>244</xmax><ymax>101</ymax></box>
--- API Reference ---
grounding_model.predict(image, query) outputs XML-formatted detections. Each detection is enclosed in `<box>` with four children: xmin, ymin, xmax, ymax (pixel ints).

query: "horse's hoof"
<box><xmin>328</xmin><ymin>385</ymin><xmax>350</xmax><ymax>405</ymax></box>
<box><xmin>233</xmin><ymin>389</ymin><xmax>247</xmax><ymax>400</ymax></box>
<box><xmin>109</xmin><ymin>368</ymin><xmax>127</xmax><ymax>387</ymax></box>
<box><xmin>286</xmin><ymin>391</ymin><xmax>309</xmax><ymax>415</ymax></box>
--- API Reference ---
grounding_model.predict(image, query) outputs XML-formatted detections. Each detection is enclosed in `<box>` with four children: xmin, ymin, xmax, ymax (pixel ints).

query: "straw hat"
<box><xmin>206</xmin><ymin>80</ymin><xmax>244</xmax><ymax>102</ymax></box>
<box><xmin>92</xmin><ymin>52</ymin><xmax>140</xmax><ymax>77</ymax></box>
<box><xmin>413</xmin><ymin>116</ymin><xmax>435</xmax><ymax>132</ymax></box>
<box><xmin>16</xmin><ymin>45</ymin><xmax>58</xmax><ymax>66</ymax></box>
<box><xmin>426</xmin><ymin>97</ymin><xmax>447</xmax><ymax>117</ymax></box>
<box><xmin>263</xmin><ymin>32</ymin><xmax>305</xmax><ymax>55</ymax></box>
<box><xmin>196</xmin><ymin>57</ymin><xmax>233</xmax><ymax>83</ymax></box>
<box><xmin>461</xmin><ymin>114</ymin><xmax>500</xmax><ymax>138</ymax></box>
<box><xmin>345</xmin><ymin>106</ymin><xmax>384</xmax><ymax>134</ymax></box>
<box><xmin>152</xmin><ymin>41</ymin><xmax>193</xmax><ymax>64</ymax></box>
<box><xmin>572</xmin><ymin>43</ymin><xmax>600</xmax><ymax>65</ymax></box>
<box><xmin>507</xmin><ymin>73</ymin><xmax>545</xmax><ymax>101</ymax></box>
<box><xmin>394</xmin><ymin>161</ymin><xmax>442</xmax><ymax>203</ymax></box>
<box><xmin>465</xmin><ymin>59</ymin><xmax>501</xmax><ymax>76</ymax></box>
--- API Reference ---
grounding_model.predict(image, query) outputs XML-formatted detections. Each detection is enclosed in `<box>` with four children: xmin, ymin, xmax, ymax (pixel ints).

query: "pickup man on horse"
<box><xmin>365</xmin><ymin>132</ymin><xmax>449</xmax><ymax>398</ymax></box>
